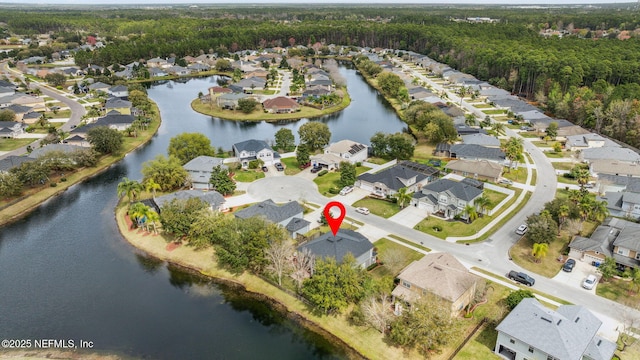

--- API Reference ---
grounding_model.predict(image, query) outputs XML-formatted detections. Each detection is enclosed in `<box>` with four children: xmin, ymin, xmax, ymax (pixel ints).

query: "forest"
<box><xmin>3</xmin><ymin>4</ymin><xmax>640</xmax><ymax>145</ymax></box>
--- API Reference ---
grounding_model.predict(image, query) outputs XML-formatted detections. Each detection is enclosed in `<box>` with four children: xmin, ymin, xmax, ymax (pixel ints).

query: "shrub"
<box><xmin>328</xmin><ymin>187</ymin><xmax>340</xmax><ymax>194</ymax></box>
<box><xmin>50</xmin><ymin>182</ymin><xmax>58</xmax><ymax>187</ymax></box>
<box><xmin>505</xmin><ymin>289</ymin><xmax>535</xmax><ymax>310</ymax></box>
<box><xmin>60</xmin><ymin>178</ymin><xmax>67</xmax><ymax>182</ymax></box>
<box><xmin>317</xmin><ymin>169</ymin><xmax>328</xmax><ymax>176</ymax></box>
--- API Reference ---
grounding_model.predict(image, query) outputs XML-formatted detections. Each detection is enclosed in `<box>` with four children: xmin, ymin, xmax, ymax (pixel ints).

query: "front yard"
<box><xmin>369</xmin><ymin>238</ymin><xmax>425</xmax><ymax>279</ymax></box>
<box><xmin>280</xmin><ymin>157</ymin><xmax>302</xmax><ymax>175</ymax></box>
<box><xmin>352</xmin><ymin>197</ymin><xmax>401</xmax><ymax>218</ymax></box>
<box><xmin>500</xmin><ymin>167</ymin><xmax>527</xmax><ymax>183</ymax></box>
<box><xmin>0</xmin><ymin>138</ymin><xmax>36</xmax><ymax>151</ymax></box>
<box><xmin>313</xmin><ymin>166</ymin><xmax>370</xmax><ymax>197</ymax></box>
<box><xmin>596</xmin><ymin>277</ymin><xmax>638</xmax><ymax>304</ymax></box>
<box><xmin>233</xmin><ymin>170</ymin><xmax>265</xmax><ymax>182</ymax></box>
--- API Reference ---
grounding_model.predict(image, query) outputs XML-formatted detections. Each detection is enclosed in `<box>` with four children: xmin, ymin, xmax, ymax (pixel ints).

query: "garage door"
<box><xmin>358</xmin><ymin>181</ymin><xmax>374</xmax><ymax>192</ymax></box>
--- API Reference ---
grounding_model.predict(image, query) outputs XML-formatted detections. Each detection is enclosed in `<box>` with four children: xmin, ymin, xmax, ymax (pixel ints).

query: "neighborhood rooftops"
<box><xmin>357</xmin><ymin>163</ymin><xmax>431</xmax><ymax>192</ymax></box>
<box><xmin>417</xmin><ymin>178</ymin><xmax>483</xmax><ymax>202</ymax></box>
<box><xmin>183</xmin><ymin>156</ymin><xmax>225</xmax><ymax>172</ymax></box>
<box><xmin>153</xmin><ymin>190</ymin><xmax>225</xmax><ymax>211</ymax></box>
<box><xmin>233</xmin><ymin>139</ymin><xmax>273</xmax><ymax>154</ymax></box>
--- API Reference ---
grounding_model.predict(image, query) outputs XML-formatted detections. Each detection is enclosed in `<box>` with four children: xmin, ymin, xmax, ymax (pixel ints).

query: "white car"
<box><xmin>582</xmin><ymin>275</ymin><xmax>598</xmax><ymax>290</ymax></box>
<box><xmin>355</xmin><ymin>207</ymin><xmax>370</xmax><ymax>215</ymax></box>
<box><xmin>498</xmin><ymin>178</ymin><xmax>513</xmax><ymax>185</ymax></box>
<box><xmin>515</xmin><ymin>224</ymin><xmax>528</xmax><ymax>235</ymax></box>
<box><xmin>339</xmin><ymin>186</ymin><xmax>354</xmax><ymax>196</ymax></box>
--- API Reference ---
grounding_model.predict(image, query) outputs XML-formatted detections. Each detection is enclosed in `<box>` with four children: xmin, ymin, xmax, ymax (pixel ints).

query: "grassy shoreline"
<box><xmin>190</xmin><ymin>89</ymin><xmax>351</xmax><ymax>122</ymax></box>
<box><xmin>114</xmin><ymin>205</ymin><xmax>408</xmax><ymax>360</ymax></box>
<box><xmin>0</xmin><ymin>102</ymin><xmax>161</xmax><ymax>227</ymax></box>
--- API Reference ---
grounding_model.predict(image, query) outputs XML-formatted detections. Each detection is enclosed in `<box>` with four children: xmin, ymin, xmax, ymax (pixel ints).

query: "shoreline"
<box><xmin>190</xmin><ymin>87</ymin><xmax>351</xmax><ymax>122</ymax></box>
<box><xmin>114</xmin><ymin>205</ymin><xmax>406</xmax><ymax>360</ymax></box>
<box><xmin>0</xmin><ymin>102</ymin><xmax>162</xmax><ymax>227</ymax></box>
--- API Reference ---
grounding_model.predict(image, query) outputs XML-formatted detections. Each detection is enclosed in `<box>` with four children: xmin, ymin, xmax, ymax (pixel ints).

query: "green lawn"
<box><xmin>313</xmin><ymin>166</ymin><xmax>369</xmax><ymax>197</ymax></box>
<box><xmin>0</xmin><ymin>138</ymin><xmax>37</xmax><ymax>151</ymax></box>
<box><xmin>544</xmin><ymin>151</ymin><xmax>565</xmax><ymax>158</ymax></box>
<box><xmin>596</xmin><ymin>277</ymin><xmax>636</xmax><ymax>304</ymax></box>
<box><xmin>388</xmin><ymin>234</ymin><xmax>432</xmax><ymax>252</ymax></box>
<box><xmin>557</xmin><ymin>175</ymin><xmax>579</xmax><ymax>185</ymax></box>
<box><xmin>482</xmin><ymin>109</ymin><xmax>507</xmax><ymax>115</ymax></box>
<box><xmin>352</xmin><ymin>197</ymin><xmax>401</xmax><ymax>218</ymax></box>
<box><xmin>49</xmin><ymin>109</ymin><xmax>72</xmax><ymax>118</ymax></box>
<box><xmin>454</xmin><ymin>324</ymin><xmax>500</xmax><ymax>360</ymax></box>
<box><xmin>552</xmin><ymin>162</ymin><xmax>575</xmax><ymax>171</ymax></box>
<box><xmin>370</xmin><ymin>238</ymin><xmax>425</xmax><ymax>279</ymax></box>
<box><xmin>520</xmin><ymin>132</ymin><xmax>540</xmax><ymax>138</ymax></box>
<box><xmin>472</xmin><ymin>103</ymin><xmax>493</xmax><ymax>109</ymax></box>
<box><xmin>233</xmin><ymin>170</ymin><xmax>265</xmax><ymax>182</ymax></box>
<box><xmin>501</xmin><ymin>167</ymin><xmax>527</xmax><ymax>183</ymax></box>
<box><xmin>509</xmin><ymin>234</ymin><xmax>568</xmax><ymax>278</ymax></box>
<box><xmin>365</xmin><ymin>157</ymin><xmax>388</xmax><ymax>165</ymax></box>
<box><xmin>281</xmin><ymin>157</ymin><xmax>301</xmax><ymax>175</ymax></box>
<box><xmin>484</xmin><ymin>189</ymin><xmax>508</xmax><ymax>210</ymax></box>
<box><xmin>531</xmin><ymin>169</ymin><xmax>537</xmax><ymax>185</ymax></box>
<box><xmin>531</xmin><ymin>140</ymin><xmax>563</xmax><ymax>148</ymax></box>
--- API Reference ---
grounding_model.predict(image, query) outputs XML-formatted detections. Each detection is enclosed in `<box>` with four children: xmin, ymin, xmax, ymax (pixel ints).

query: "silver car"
<box><xmin>582</xmin><ymin>275</ymin><xmax>597</xmax><ymax>290</ymax></box>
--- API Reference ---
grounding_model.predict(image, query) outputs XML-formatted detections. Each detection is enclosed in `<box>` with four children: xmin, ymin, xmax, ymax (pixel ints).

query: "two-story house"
<box><xmin>392</xmin><ymin>252</ymin><xmax>479</xmax><ymax>316</ymax></box>
<box><xmin>495</xmin><ymin>298</ymin><xmax>616</xmax><ymax>360</ymax></box>
<box><xmin>598</xmin><ymin>185</ymin><xmax>640</xmax><ymax>220</ymax></box>
<box><xmin>182</xmin><ymin>156</ymin><xmax>227</xmax><ymax>190</ymax></box>
<box><xmin>232</xmin><ymin>139</ymin><xmax>280</xmax><ymax>168</ymax></box>
<box><xmin>234</xmin><ymin>199</ymin><xmax>309</xmax><ymax>239</ymax></box>
<box><xmin>356</xmin><ymin>162</ymin><xmax>437</xmax><ymax>197</ymax></box>
<box><xmin>0</xmin><ymin>121</ymin><xmax>26</xmax><ymax>138</ymax></box>
<box><xmin>411</xmin><ymin>178</ymin><xmax>483</xmax><ymax>220</ymax></box>
<box><xmin>324</xmin><ymin>140</ymin><xmax>368</xmax><ymax>164</ymax></box>
<box><xmin>105</xmin><ymin>98</ymin><xmax>132</xmax><ymax>115</ymax></box>
<box><xmin>107</xmin><ymin>85</ymin><xmax>129</xmax><ymax>99</ymax></box>
<box><xmin>297</xmin><ymin>229</ymin><xmax>375</xmax><ymax>269</ymax></box>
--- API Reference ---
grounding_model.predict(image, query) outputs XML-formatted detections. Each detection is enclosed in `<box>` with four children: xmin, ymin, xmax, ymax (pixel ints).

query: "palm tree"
<box><xmin>591</xmin><ymin>200</ymin><xmax>609</xmax><ymax>222</ymax></box>
<box><xmin>395</xmin><ymin>187</ymin><xmax>413</xmax><ymax>209</ymax></box>
<box><xmin>464</xmin><ymin>114</ymin><xmax>477</xmax><ymax>127</ymax></box>
<box><xmin>578</xmin><ymin>199</ymin><xmax>593</xmax><ymax>221</ymax></box>
<box><xmin>568</xmin><ymin>189</ymin><xmax>582</xmax><ymax>205</ymax></box>
<box><xmin>558</xmin><ymin>205</ymin><xmax>570</xmax><ymax>235</ymax></box>
<box><xmin>492</xmin><ymin>122</ymin><xmax>506</xmax><ymax>136</ymax></box>
<box><xmin>474</xmin><ymin>194</ymin><xmax>492</xmax><ymax>216</ymax></box>
<box><xmin>117</xmin><ymin>177</ymin><xmax>143</xmax><ymax>203</ymax></box>
<box><xmin>144</xmin><ymin>178</ymin><xmax>161</xmax><ymax>198</ymax></box>
<box><xmin>462</xmin><ymin>204</ymin><xmax>478</xmax><ymax>223</ymax></box>
<box><xmin>127</xmin><ymin>202</ymin><xmax>150</xmax><ymax>228</ymax></box>
<box><xmin>574</xmin><ymin>167</ymin><xmax>592</xmax><ymax>192</ymax></box>
<box><xmin>532</xmin><ymin>242</ymin><xmax>549</xmax><ymax>263</ymax></box>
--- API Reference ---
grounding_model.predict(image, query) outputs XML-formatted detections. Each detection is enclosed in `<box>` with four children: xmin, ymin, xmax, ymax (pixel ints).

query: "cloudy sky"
<box><xmin>3</xmin><ymin>0</ymin><xmax>637</xmax><ymax>4</ymax></box>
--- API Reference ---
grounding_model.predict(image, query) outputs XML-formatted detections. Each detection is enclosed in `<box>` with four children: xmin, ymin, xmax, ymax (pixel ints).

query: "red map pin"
<box><xmin>323</xmin><ymin>201</ymin><xmax>346</xmax><ymax>236</ymax></box>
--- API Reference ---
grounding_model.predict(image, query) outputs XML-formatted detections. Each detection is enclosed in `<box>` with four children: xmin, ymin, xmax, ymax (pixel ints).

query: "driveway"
<box><xmin>335</xmin><ymin>187</ymin><xmax>369</xmax><ymax>206</ymax></box>
<box><xmin>552</xmin><ymin>257</ymin><xmax>600</xmax><ymax>293</ymax></box>
<box><xmin>388</xmin><ymin>206</ymin><xmax>426</xmax><ymax>228</ymax></box>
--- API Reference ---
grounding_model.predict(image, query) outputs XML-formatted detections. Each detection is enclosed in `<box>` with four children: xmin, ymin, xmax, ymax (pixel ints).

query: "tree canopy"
<box><xmin>298</xmin><ymin>122</ymin><xmax>331</xmax><ymax>151</ymax></box>
<box><xmin>87</xmin><ymin>126</ymin><xmax>123</xmax><ymax>154</ymax></box>
<box><xmin>167</xmin><ymin>132</ymin><xmax>215</xmax><ymax>165</ymax></box>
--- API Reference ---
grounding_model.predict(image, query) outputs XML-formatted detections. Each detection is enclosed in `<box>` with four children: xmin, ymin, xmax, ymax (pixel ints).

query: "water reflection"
<box><xmin>135</xmin><ymin>253</ymin><xmax>164</xmax><ymax>274</ymax></box>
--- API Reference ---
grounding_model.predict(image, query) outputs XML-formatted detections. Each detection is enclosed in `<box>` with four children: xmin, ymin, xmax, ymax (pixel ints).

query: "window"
<box><xmin>636</xmin><ymin>253</ymin><xmax>640</xmax><ymax>260</ymax></box>
<box><xmin>528</xmin><ymin>346</ymin><xmax>534</xmax><ymax>353</ymax></box>
<box><xmin>402</xmin><ymin>280</ymin><xmax>411</xmax><ymax>289</ymax></box>
<box><xmin>509</xmin><ymin>339</ymin><xmax>515</xmax><ymax>344</ymax></box>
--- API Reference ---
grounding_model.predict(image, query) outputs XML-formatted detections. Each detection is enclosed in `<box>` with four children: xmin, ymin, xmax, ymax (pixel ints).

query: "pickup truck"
<box><xmin>508</xmin><ymin>270</ymin><xmax>535</xmax><ymax>286</ymax></box>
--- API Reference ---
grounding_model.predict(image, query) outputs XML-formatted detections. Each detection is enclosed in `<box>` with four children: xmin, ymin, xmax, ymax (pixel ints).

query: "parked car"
<box><xmin>339</xmin><ymin>186</ymin><xmax>354</xmax><ymax>196</ymax></box>
<box><xmin>508</xmin><ymin>270</ymin><xmax>535</xmax><ymax>286</ymax></box>
<box><xmin>498</xmin><ymin>178</ymin><xmax>513</xmax><ymax>185</ymax></box>
<box><xmin>299</xmin><ymin>162</ymin><xmax>311</xmax><ymax>169</ymax></box>
<box><xmin>310</xmin><ymin>166</ymin><xmax>321</xmax><ymax>173</ymax></box>
<box><xmin>355</xmin><ymin>207</ymin><xmax>370</xmax><ymax>215</ymax></box>
<box><xmin>275</xmin><ymin>163</ymin><xmax>284</xmax><ymax>171</ymax></box>
<box><xmin>515</xmin><ymin>224</ymin><xmax>528</xmax><ymax>235</ymax></box>
<box><xmin>582</xmin><ymin>274</ymin><xmax>597</xmax><ymax>290</ymax></box>
<box><xmin>562</xmin><ymin>258</ymin><xmax>576</xmax><ymax>272</ymax></box>
<box><xmin>428</xmin><ymin>159</ymin><xmax>441</xmax><ymax>167</ymax></box>
<box><xmin>261</xmin><ymin>166</ymin><xmax>268</xmax><ymax>172</ymax></box>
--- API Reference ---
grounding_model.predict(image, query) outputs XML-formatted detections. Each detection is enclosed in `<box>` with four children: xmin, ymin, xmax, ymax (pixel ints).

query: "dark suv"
<box><xmin>562</xmin><ymin>258</ymin><xmax>576</xmax><ymax>272</ymax></box>
<box><xmin>508</xmin><ymin>270</ymin><xmax>535</xmax><ymax>286</ymax></box>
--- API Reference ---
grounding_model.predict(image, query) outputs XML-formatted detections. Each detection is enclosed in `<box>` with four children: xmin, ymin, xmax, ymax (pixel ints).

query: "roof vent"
<box><xmin>541</xmin><ymin>316</ymin><xmax>552</xmax><ymax>323</ymax></box>
<box><xmin>557</xmin><ymin>319</ymin><xmax>562</xmax><ymax>325</ymax></box>
<box><xmin>597</xmin><ymin>340</ymin><xmax>603</xmax><ymax>346</ymax></box>
<box><xmin>434</xmin><ymin>266</ymin><xmax>443</xmax><ymax>271</ymax></box>
<box><xmin>575</xmin><ymin>317</ymin><xmax>580</xmax><ymax>323</ymax></box>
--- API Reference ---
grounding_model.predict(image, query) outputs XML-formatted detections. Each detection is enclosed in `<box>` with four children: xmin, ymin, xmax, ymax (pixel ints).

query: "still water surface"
<box><xmin>0</xmin><ymin>65</ymin><xmax>405</xmax><ymax>359</ymax></box>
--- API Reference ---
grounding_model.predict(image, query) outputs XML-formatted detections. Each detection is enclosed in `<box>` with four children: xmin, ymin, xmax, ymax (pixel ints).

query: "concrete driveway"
<box><xmin>552</xmin><ymin>257</ymin><xmax>600</xmax><ymax>293</ymax></box>
<box><xmin>388</xmin><ymin>206</ymin><xmax>426</xmax><ymax>228</ymax></box>
<box><xmin>336</xmin><ymin>188</ymin><xmax>369</xmax><ymax>206</ymax></box>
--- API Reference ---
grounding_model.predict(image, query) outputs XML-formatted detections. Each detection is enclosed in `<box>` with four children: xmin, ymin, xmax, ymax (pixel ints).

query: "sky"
<box><xmin>2</xmin><ymin>0</ymin><xmax>637</xmax><ymax>5</ymax></box>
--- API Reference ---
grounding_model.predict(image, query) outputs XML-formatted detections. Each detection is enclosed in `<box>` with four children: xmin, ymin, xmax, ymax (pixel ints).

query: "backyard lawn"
<box><xmin>509</xmin><ymin>235</ymin><xmax>572</xmax><ymax>278</ymax></box>
<box><xmin>352</xmin><ymin>197</ymin><xmax>401</xmax><ymax>218</ymax></box>
<box><xmin>369</xmin><ymin>238</ymin><xmax>424</xmax><ymax>279</ymax></box>
<box><xmin>484</xmin><ymin>189</ymin><xmax>508</xmax><ymax>210</ymax></box>
<box><xmin>596</xmin><ymin>277</ymin><xmax>638</xmax><ymax>304</ymax></box>
<box><xmin>0</xmin><ymin>138</ymin><xmax>36</xmax><ymax>151</ymax></box>
<box><xmin>233</xmin><ymin>170</ymin><xmax>265</xmax><ymax>182</ymax></box>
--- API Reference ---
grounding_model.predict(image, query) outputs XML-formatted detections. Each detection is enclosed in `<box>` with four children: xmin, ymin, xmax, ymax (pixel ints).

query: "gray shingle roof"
<box><xmin>582</xmin><ymin>146</ymin><xmax>640</xmax><ymax>163</ymax></box>
<box><xmin>450</xmin><ymin>144</ymin><xmax>505</xmax><ymax>162</ymax></box>
<box><xmin>154</xmin><ymin>190</ymin><xmax>225</xmax><ymax>210</ymax></box>
<box><xmin>0</xmin><ymin>155</ymin><xmax>35</xmax><ymax>172</ymax></box>
<box><xmin>297</xmin><ymin>229</ymin><xmax>373</xmax><ymax>264</ymax></box>
<box><xmin>461</xmin><ymin>133</ymin><xmax>501</xmax><ymax>147</ymax></box>
<box><xmin>28</xmin><ymin>144</ymin><xmax>85</xmax><ymax>159</ymax></box>
<box><xmin>357</xmin><ymin>164</ymin><xmax>428</xmax><ymax>192</ymax></box>
<box><xmin>108</xmin><ymin>85</ymin><xmax>128</xmax><ymax>92</ymax></box>
<box><xmin>105</xmin><ymin>97</ymin><xmax>132</xmax><ymax>109</ymax></box>
<box><xmin>233</xmin><ymin>139</ymin><xmax>272</xmax><ymax>154</ymax></box>
<box><xmin>612</xmin><ymin>220</ymin><xmax>640</xmax><ymax>252</ymax></box>
<box><xmin>420</xmin><ymin>178</ymin><xmax>483</xmax><ymax>202</ymax></box>
<box><xmin>234</xmin><ymin>199</ymin><xmax>302</xmax><ymax>224</ymax></box>
<box><xmin>286</xmin><ymin>217</ymin><xmax>310</xmax><ymax>232</ymax></box>
<box><xmin>183</xmin><ymin>156</ymin><xmax>225</xmax><ymax>172</ymax></box>
<box><xmin>95</xmin><ymin>113</ymin><xmax>135</xmax><ymax>126</ymax></box>
<box><xmin>496</xmin><ymin>298</ymin><xmax>610</xmax><ymax>360</ymax></box>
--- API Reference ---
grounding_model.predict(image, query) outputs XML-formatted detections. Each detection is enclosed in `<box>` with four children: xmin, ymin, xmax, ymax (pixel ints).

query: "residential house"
<box><xmin>310</xmin><ymin>153</ymin><xmax>345</xmax><ymax>171</ymax></box>
<box><xmin>433</xmin><ymin>143</ymin><xmax>452</xmax><ymax>157</ymax></box>
<box><xmin>455</xmin><ymin>124</ymin><xmax>487</xmax><ymax>136</ymax></box>
<box><xmin>0</xmin><ymin>155</ymin><xmax>35</xmax><ymax>173</ymax></box>
<box><xmin>88</xmin><ymin>82</ymin><xmax>110</xmax><ymax>93</ymax></box>
<box><xmin>64</xmin><ymin>134</ymin><xmax>90</xmax><ymax>147</ymax></box>
<box><xmin>146</xmin><ymin>57</ymin><xmax>168</xmax><ymax>68</ymax></box>
<box><xmin>569</xmin><ymin>217</ymin><xmax>640</xmax><ymax>269</ymax></box>
<box><xmin>392</xmin><ymin>252</ymin><xmax>480</xmax><ymax>316</ymax></box>
<box><xmin>11</xmin><ymin>95</ymin><xmax>46</xmax><ymax>112</ymax></box>
<box><xmin>356</xmin><ymin>162</ymin><xmax>437</xmax><ymax>197</ymax></box>
<box><xmin>0</xmin><ymin>121</ymin><xmax>26</xmax><ymax>138</ymax></box>
<box><xmin>148</xmin><ymin>68</ymin><xmax>168</xmax><ymax>77</ymax></box>
<box><xmin>5</xmin><ymin>104</ymin><xmax>32</xmax><ymax>122</ymax></box>
<box><xmin>0</xmin><ymin>84</ymin><xmax>15</xmax><ymax>98</ymax></box>
<box><xmin>461</xmin><ymin>133</ymin><xmax>501</xmax><ymax>148</ymax></box>
<box><xmin>565</xmin><ymin>133</ymin><xmax>614</xmax><ymax>152</ymax></box>
<box><xmin>105</xmin><ymin>98</ymin><xmax>132</xmax><ymax>115</ymax></box>
<box><xmin>232</xmin><ymin>77</ymin><xmax>266</xmax><ymax>93</ymax></box>
<box><xmin>183</xmin><ymin>155</ymin><xmax>226</xmax><ymax>190</ymax></box>
<box><xmin>598</xmin><ymin>187</ymin><xmax>640</xmax><ymax>220</ymax></box>
<box><xmin>445</xmin><ymin>159</ymin><xmax>503</xmax><ymax>182</ymax></box>
<box><xmin>596</xmin><ymin>174</ymin><xmax>640</xmax><ymax>194</ymax></box>
<box><xmin>243</xmin><ymin>70</ymin><xmax>269</xmax><ymax>80</ymax></box>
<box><xmin>580</xmin><ymin>146</ymin><xmax>640</xmax><ymax>164</ymax></box>
<box><xmin>22</xmin><ymin>111</ymin><xmax>43</xmax><ymax>125</ymax></box>
<box><xmin>411</xmin><ymin>178</ymin><xmax>483</xmax><ymax>219</ymax></box>
<box><xmin>153</xmin><ymin>190</ymin><xmax>226</xmax><ymax>212</ymax></box>
<box><xmin>590</xmin><ymin>160</ymin><xmax>640</xmax><ymax>179</ymax></box>
<box><xmin>297</xmin><ymin>229</ymin><xmax>375</xmax><ymax>268</ymax></box>
<box><xmin>494</xmin><ymin>298</ymin><xmax>616</xmax><ymax>360</ymax></box>
<box><xmin>217</xmin><ymin>93</ymin><xmax>249</xmax><ymax>110</ymax></box>
<box><xmin>107</xmin><ymin>85</ymin><xmax>129</xmax><ymax>98</ymax></box>
<box><xmin>323</xmin><ymin>139</ymin><xmax>368</xmax><ymax>164</ymax></box>
<box><xmin>28</xmin><ymin>143</ymin><xmax>86</xmax><ymax>159</ymax></box>
<box><xmin>262</xmin><ymin>96</ymin><xmax>299</xmax><ymax>114</ymax></box>
<box><xmin>208</xmin><ymin>86</ymin><xmax>233</xmax><ymax>100</ymax></box>
<box><xmin>166</xmin><ymin>66</ymin><xmax>190</xmax><ymax>76</ymax></box>
<box><xmin>235</xmin><ymin>199</ymin><xmax>309</xmax><ymax>239</ymax></box>
<box><xmin>187</xmin><ymin>63</ymin><xmax>211</xmax><ymax>73</ymax></box>
<box><xmin>95</xmin><ymin>112</ymin><xmax>136</xmax><ymax>131</ymax></box>
<box><xmin>450</xmin><ymin>144</ymin><xmax>506</xmax><ymax>164</ymax></box>
<box><xmin>232</xmin><ymin>139</ymin><xmax>279</xmax><ymax>168</ymax></box>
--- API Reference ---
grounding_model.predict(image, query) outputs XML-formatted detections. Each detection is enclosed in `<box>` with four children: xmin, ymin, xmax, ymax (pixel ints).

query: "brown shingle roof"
<box><xmin>262</xmin><ymin>96</ymin><xmax>298</xmax><ymax>110</ymax></box>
